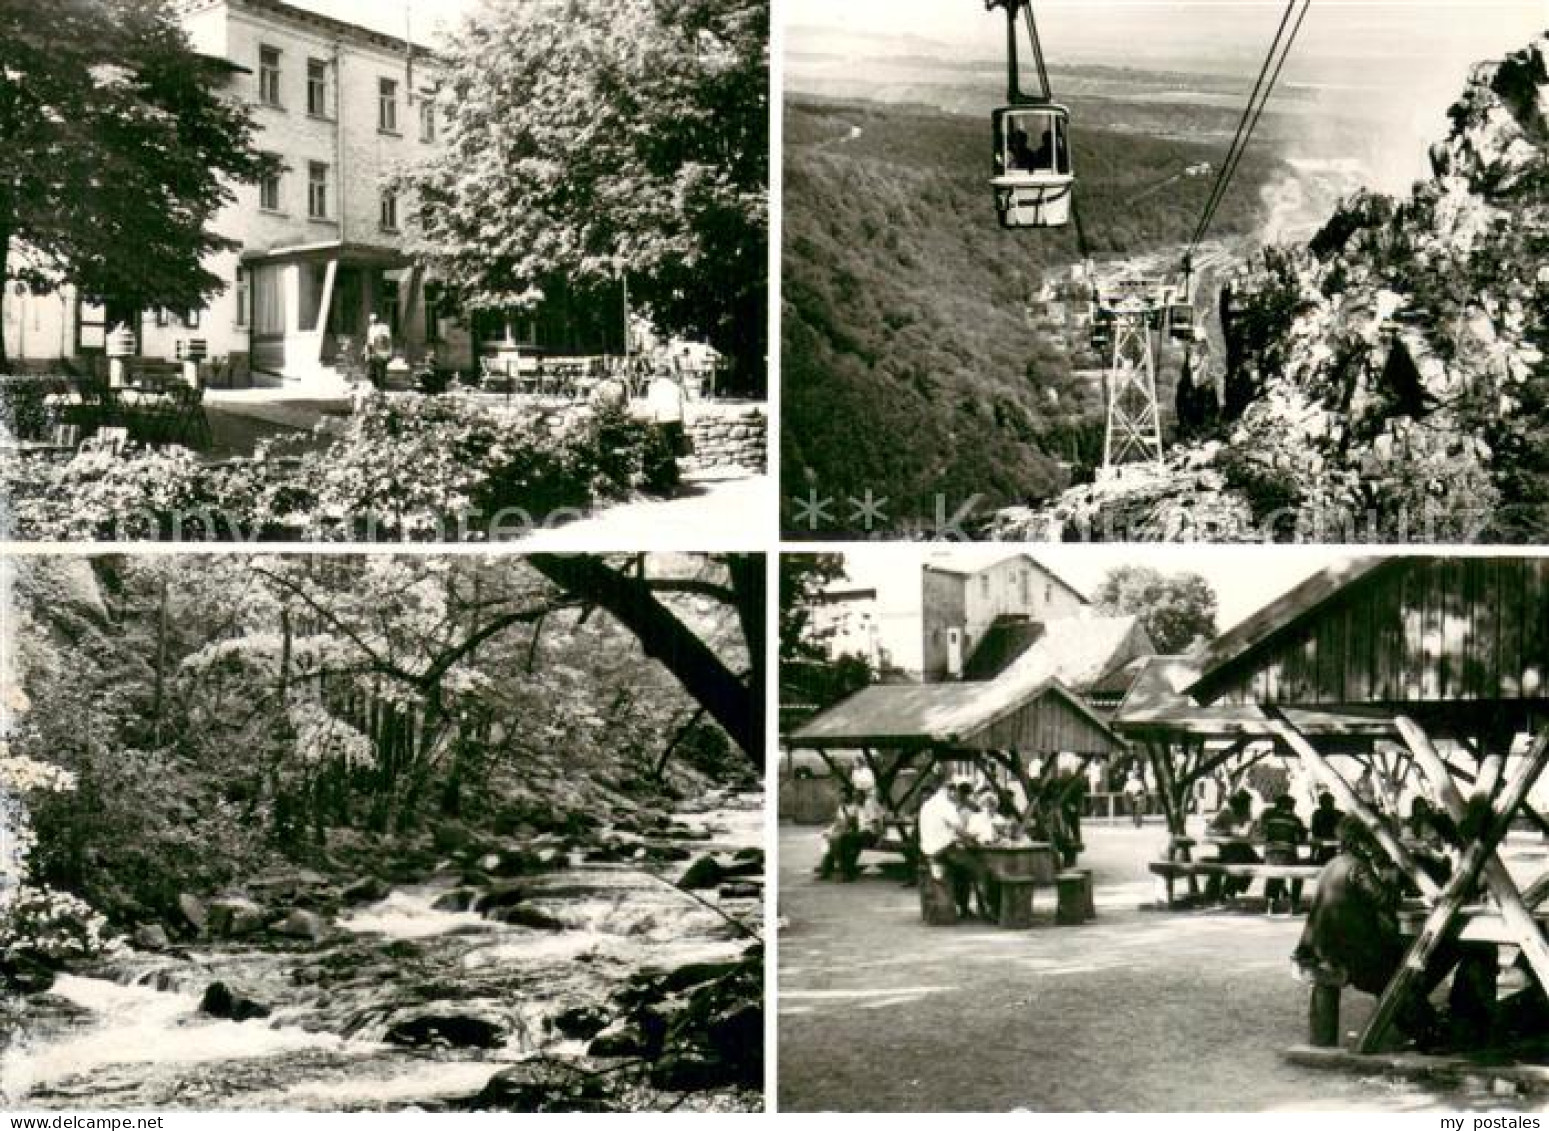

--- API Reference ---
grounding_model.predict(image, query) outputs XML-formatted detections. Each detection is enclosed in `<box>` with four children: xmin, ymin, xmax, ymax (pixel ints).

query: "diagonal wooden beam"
<box><xmin>1267</xmin><ymin>716</ymin><xmax>1441</xmax><ymax>900</ymax></box>
<box><xmin>1357</xmin><ymin>724</ymin><xmax>1549</xmax><ymax>1053</ymax></box>
<box><xmin>1395</xmin><ymin>716</ymin><xmax>1549</xmax><ymax>1001</ymax></box>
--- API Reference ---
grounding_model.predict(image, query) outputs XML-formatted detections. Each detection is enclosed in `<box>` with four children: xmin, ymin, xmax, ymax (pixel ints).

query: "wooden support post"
<box><xmin>1356</xmin><ymin>724</ymin><xmax>1549</xmax><ymax>1054</ymax></box>
<box><xmin>1308</xmin><ymin>970</ymin><xmax>1344</xmax><ymax>1048</ymax></box>
<box><xmin>998</xmin><ymin>880</ymin><xmax>1037</xmax><ymax>929</ymax></box>
<box><xmin>1267</xmin><ymin>718</ymin><xmax>1440</xmax><ymax>900</ymax></box>
<box><xmin>918</xmin><ymin>859</ymin><xmax>958</xmax><ymax>925</ymax></box>
<box><xmin>1394</xmin><ymin>716</ymin><xmax>1549</xmax><ymax>1000</ymax></box>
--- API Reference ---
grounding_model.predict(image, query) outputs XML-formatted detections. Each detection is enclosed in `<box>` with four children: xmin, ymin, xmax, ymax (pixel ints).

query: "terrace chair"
<box><xmin>69</xmin><ymin>372</ymin><xmax>120</xmax><ymax>431</ymax></box>
<box><xmin>79</xmin><ymin>426</ymin><xmax>129</xmax><ymax>456</ymax></box>
<box><xmin>165</xmin><ymin>384</ymin><xmax>211</xmax><ymax>449</ymax></box>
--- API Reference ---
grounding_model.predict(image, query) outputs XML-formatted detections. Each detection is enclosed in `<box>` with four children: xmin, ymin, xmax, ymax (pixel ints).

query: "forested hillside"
<box><xmin>781</xmin><ymin>96</ymin><xmax>1280</xmax><ymax>534</ymax></box>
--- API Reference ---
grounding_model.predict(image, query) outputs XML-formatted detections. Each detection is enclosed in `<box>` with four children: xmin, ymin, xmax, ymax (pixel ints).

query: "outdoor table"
<box><xmin>976</xmin><ymin>841</ymin><xmax>1057</xmax><ymax>929</ymax></box>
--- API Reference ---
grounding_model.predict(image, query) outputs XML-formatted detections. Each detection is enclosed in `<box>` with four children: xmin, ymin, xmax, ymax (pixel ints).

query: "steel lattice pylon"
<box><xmin>1092</xmin><ymin>276</ymin><xmax>1176</xmax><ymax>475</ymax></box>
<box><xmin>1101</xmin><ymin>311</ymin><xmax>1163</xmax><ymax>469</ymax></box>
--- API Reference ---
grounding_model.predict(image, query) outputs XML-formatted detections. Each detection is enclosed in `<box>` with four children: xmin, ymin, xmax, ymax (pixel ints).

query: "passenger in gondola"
<box><xmin>1028</xmin><ymin>127</ymin><xmax>1055</xmax><ymax>172</ymax></box>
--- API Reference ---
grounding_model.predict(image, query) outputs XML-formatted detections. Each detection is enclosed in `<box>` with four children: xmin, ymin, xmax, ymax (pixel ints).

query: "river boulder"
<box><xmin>489</xmin><ymin>905</ymin><xmax>566</xmax><ymax>931</ymax></box>
<box><xmin>385</xmin><ymin>1010</ymin><xmax>507</xmax><ymax>1050</ymax></box>
<box><xmin>472</xmin><ymin>881</ymin><xmax>529</xmax><ymax>913</ymax></box>
<box><xmin>464</xmin><ymin>1057</ymin><xmax>619</xmax><ymax>1112</ymax></box>
<box><xmin>206</xmin><ymin>896</ymin><xmax>266</xmax><ymax>938</ymax></box>
<box><xmin>199</xmin><ymin>981</ymin><xmax>271</xmax><ymax>1022</ymax></box>
<box><xmin>177</xmin><ymin>893</ymin><xmax>208</xmax><ymax>934</ymax></box>
<box><xmin>676</xmin><ymin>853</ymin><xmax>761</xmax><ymax>891</ymax></box>
<box><xmin>550</xmin><ymin>1003</ymin><xmax>610</xmax><ymax>1040</ymax></box>
<box><xmin>340</xmin><ymin>876</ymin><xmax>391</xmax><ymax>905</ymax></box>
<box><xmin>133</xmin><ymin>923</ymin><xmax>171</xmax><ymax>950</ymax></box>
<box><xmin>269</xmin><ymin>908</ymin><xmax>328</xmax><ymax>942</ymax></box>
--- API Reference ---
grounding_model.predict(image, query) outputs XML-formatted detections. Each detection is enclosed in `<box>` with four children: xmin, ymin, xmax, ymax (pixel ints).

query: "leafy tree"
<box><xmin>399</xmin><ymin>0</ymin><xmax>768</xmax><ymax>391</ymax></box>
<box><xmin>12</xmin><ymin>554</ymin><xmax>760</xmax><ymax>921</ymax></box>
<box><xmin>0</xmin><ymin>0</ymin><xmax>268</xmax><ymax>366</ymax></box>
<box><xmin>526</xmin><ymin>553</ymin><xmax>764</xmax><ymax>766</ymax></box>
<box><xmin>777</xmin><ymin>553</ymin><xmax>872</xmax><ymax>719</ymax></box>
<box><xmin>1094</xmin><ymin>565</ymin><xmax>1218</xmax><ymax>654</ymax></box>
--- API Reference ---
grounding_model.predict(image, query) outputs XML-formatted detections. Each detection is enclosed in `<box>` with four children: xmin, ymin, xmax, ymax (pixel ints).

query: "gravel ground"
<box><xmin>777</xmin><ymin>822</ymin><xmax>1549</xmax><ymax>1113</ymax></box>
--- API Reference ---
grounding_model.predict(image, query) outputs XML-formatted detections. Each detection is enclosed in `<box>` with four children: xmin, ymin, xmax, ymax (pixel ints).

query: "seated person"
<box><xmin>918</xmin><ymin>775</ymin><xmax>991</xmax><ymax>920</ymax></box>
<box><xmin>814</xmin><ymin>786</ymin><xmax>863</xmax><ymax>881</ymax></box>
<box><xmin>966</xmin><ymin>789</ymin><xmax>1011</xmax><ymax>917</ymax></box>
<box><xmin>833</xmin><ymin>787</ymin><xmax>886</xmax><ymax>881</ymax></box>
<box><xmin>1205</xmin><ymin>789</ymin><xmax>1259</xmax><ymax>902</ymax></box>
<box><xmin>1293</xmin><ymin>815</ymin><xmax>1462</xmax><ymax>1049</ymax></box>
<box><xmin>1308</xmin><ymin>791</ymin><xmax>1342</xmax><ymax>863</ymax></box>
<box><xmin>1256</xmin><ymin>793</ymin><xmax>1308</xmax><ymax>912</ymax></box>
<box><xmin>1403</xmin><ymin>795</ymin><xmax>1457</xmax><ymax>889</ymax></box>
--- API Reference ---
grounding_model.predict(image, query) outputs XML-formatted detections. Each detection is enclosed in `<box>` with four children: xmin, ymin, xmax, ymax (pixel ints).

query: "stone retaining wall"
<box><xmin>684</xmin><ymin>406</ymin><xmax>766</xmax><ymax>473</ymax></box>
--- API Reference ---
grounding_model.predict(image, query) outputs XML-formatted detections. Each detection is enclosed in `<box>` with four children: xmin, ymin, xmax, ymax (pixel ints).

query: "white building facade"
<box><xmin>4</xmin><ymin>0</ymin><xmax>471</xmax><ymax>390</ymax></box>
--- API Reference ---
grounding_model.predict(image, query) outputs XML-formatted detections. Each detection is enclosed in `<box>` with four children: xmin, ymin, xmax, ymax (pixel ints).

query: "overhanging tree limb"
<box><xmin>526</xmin><ymin>553</ymin><xmax>760</xmax><ymax>765</ymax></box>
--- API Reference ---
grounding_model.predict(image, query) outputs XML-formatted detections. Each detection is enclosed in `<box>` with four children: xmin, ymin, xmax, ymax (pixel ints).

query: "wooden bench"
<box><xmin>1150</xmin><ymin>860</ymin><xmax>1323</xmax><ymax>908</ymax></box>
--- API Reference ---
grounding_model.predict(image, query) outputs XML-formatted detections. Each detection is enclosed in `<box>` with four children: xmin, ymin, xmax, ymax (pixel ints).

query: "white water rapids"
<box><xmin>0</xmin><ymin>796</ymin><xmax>762</xmax><ymax>1111</ymax></box>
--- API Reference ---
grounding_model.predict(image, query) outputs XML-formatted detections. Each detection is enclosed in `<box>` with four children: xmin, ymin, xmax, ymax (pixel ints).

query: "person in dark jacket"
<box><xmin>1309</xmin><ymin>791</ymin><xmax>1342</xmax><ymax>862</ymax></box>
<box><xmin>1292</xmin><ymin>815</ymin><xmax>1461</xmax><ymax>1048</ymax></box>
<box><xmin>1205</xmin><ymin>790</ymin><xmax>1258</xmax><ymax>902</ymax></box>
<box><xmin>1256</xmin><ymin>794</ymin><xmax>1307</xmax><ymax>912</ymax></box>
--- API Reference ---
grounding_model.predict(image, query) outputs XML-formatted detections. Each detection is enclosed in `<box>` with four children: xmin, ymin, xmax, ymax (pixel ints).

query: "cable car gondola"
<box><xmin>988</xmin><ymin>0</ymin><xmax>1073</xmax><ymax>229</ymax></box>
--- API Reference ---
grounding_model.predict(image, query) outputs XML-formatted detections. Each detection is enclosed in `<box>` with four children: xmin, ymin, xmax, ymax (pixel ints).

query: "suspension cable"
<box><xmin>1188</xmin><ymin>0</ymin><xmax>1295</xmax><ymax>252</ymax></box>
<box><xmin>1203</xmin><ymin>0</ymin><xmax>1309</xmax><ymax>245</ymax></box>
<box><xmin>1021</xmin><ymin>3</ymin><xmax>1052</xmax><ymax>102</ymax></box>
<box><xmin>1186</xmin><ymin>0</ymin><xmax>1308</xmax><ymax>258</ymax></box>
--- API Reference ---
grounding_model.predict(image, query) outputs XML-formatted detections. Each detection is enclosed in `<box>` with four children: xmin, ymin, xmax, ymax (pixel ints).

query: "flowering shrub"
<box><xmin>2</xmin><ymin>394</ymin><xmax>665</xmax><ymax>541</ymax></box>
<box><xmin>0</xmin><ymin>886</ymin><xmax>120</xmax><ymax>963</ymax></box>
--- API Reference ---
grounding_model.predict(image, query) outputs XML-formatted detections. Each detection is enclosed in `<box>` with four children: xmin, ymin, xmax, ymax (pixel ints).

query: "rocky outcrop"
<box><xmin>994</xmin><ymin>34</ymin><xmax>1549</xmax><ymax>541</ymax></box>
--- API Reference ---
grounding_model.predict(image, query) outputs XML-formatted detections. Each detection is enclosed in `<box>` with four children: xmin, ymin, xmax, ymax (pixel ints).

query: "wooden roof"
<box><xmin>1112</xmin><ymin>656</ymin><xmax>1395</xmax><ymax>741</ymax></box>
<box><xmin>787</xmin><ymin>676</ymin><xmax>1123</xmax><ymax>755</ymax></box>
<box><xmin>1188</xmin><ymin>557</ymin><xmax>1549</xmax><ymax>732</ymax></box>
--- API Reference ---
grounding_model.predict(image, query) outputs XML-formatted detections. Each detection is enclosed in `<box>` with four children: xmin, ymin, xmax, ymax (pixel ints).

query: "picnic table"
<box><xmin>1150</xmin><ymin>831</ymin><xmax>1326</xmax><ymax>909</ymax></box>
<box><xmin>918</xmin><ymin>838</ymin><xmax>1092</xmax><ymax>930</ymax></box>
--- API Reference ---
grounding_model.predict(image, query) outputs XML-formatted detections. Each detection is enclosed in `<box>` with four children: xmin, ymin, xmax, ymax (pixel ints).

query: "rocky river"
<box><xmin>0</xmin><ymin>794</ymin><xmax>764</xmax><ymax>1112</ymax></box>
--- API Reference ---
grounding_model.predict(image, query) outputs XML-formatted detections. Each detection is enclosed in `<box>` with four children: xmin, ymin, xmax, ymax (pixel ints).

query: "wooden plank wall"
<box><xmin>1211</xmin><ymin>558</ymin><xmax>1549</xmax><ymax>709</ymax></box>
<box><xmin>967</xmin><ymin>693</ymin><xmax>1119</xmax><ymax>755</ymax></box>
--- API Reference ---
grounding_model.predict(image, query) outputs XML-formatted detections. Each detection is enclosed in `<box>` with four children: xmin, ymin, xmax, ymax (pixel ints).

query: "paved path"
<box><xmin>517</xmin><ymin>471</ymin><xmax>769</xmax><ymax>548</ymax></box>
<box><xmin>777</xmin><ymin>822</ymin><xmax>1531</xmax><ymax>1112</ymax></box>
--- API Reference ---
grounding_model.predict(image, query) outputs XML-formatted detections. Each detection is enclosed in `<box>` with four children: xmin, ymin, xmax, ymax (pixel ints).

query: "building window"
<box><xmin>378</xmin><ymin>77</ymin><xmax>398</xmax><ymax>133</ymax></box>
<box><xmin>184</xmin><ymin>308</ymin><xmax>201</xmax><ymax>329</ymax></box>
<box><xmin>235</xmin><ymin>267</ymin><xmax>249</xmax><ymax>328</ymax></box>
<box><xmin>307</xmin><ymin>58</ymin><xmax>328</xmax><ymax>117</ymax></box>
<box><xmin>379</xmin><ymin>188</ymin><xmax>398</xmax><ymax>231</ymax></box>
<box><xmin>308</xmin><ymin>161</ymin><xmax>329</xmax><ymax>219</ymax></box>
<box><xmin>259</xmin><ymin>153</ymin><xmax>281</xmax><ymax>211</ymax></box>
<box><xmin>419</xmin><ymin>99</ymin><xmax>436</xmax><ymax>142</ymax></box>
<box><xmin>154</xmin><ymin>308</ymin><xmax>170</xmax><ymax>327</ymax></box>
<box><xmin>259</xmin><ymin>45</ymin><xmax>281</xmax><ymax>106</ymax></box>
<box><xmin>424</xmin><ymin>282</ymin><xmax>441</xmax><ymax>343</ymax></box>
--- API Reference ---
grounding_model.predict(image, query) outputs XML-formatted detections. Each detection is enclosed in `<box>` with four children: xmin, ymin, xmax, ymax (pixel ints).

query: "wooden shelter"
<box><xmin>1176</xmin><ymin>556</ymin><xmax>1549</xmax><ymax>1056</ymax></box>
<box><xmin>787</xmin><ymin>676</ymin><xmax>1126</xmax><ymax>853</ymax></box>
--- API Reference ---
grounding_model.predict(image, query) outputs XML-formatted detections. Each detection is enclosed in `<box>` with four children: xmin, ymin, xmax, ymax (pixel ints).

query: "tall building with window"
<box><xmin>2</xmin><ymin>0</ymin><xmax>467</xmax><ymax>390</ymax></box>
